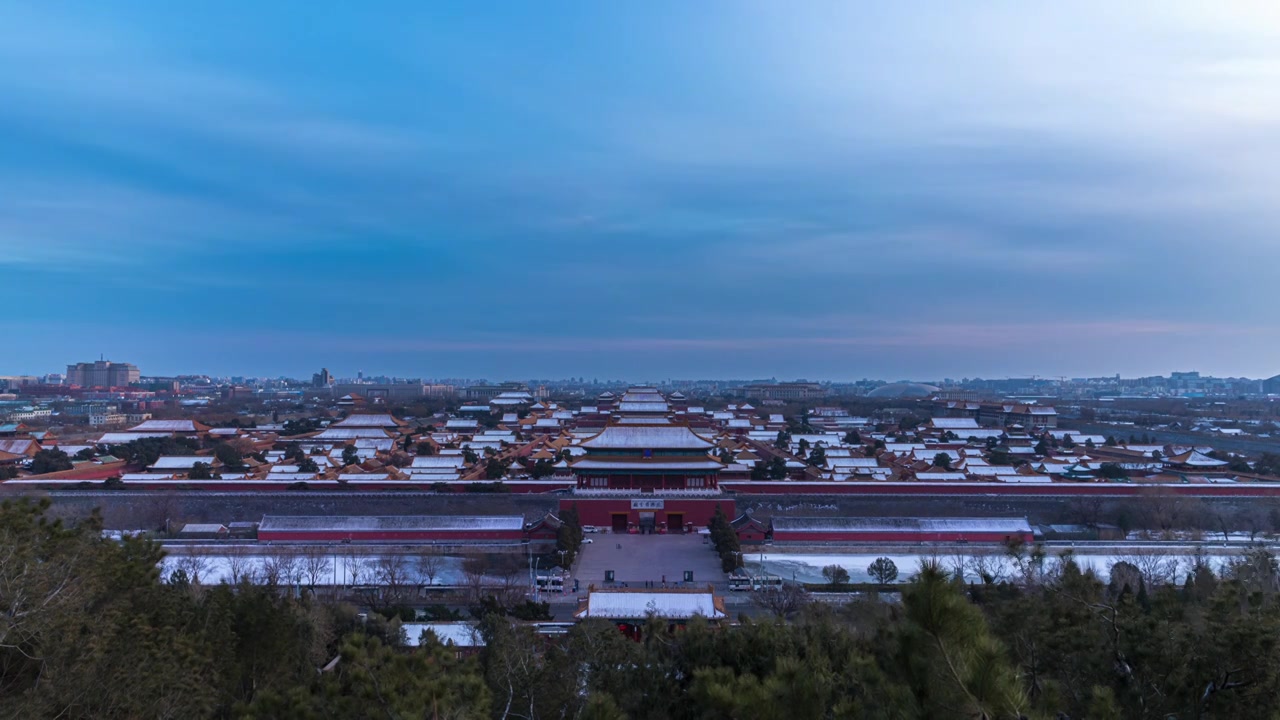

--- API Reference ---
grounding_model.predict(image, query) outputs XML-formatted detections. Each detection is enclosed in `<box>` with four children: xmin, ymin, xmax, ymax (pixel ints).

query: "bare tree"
<box><xmin>491</xmin><ymin>554</ymin><xmax>528</xmax><ymax>607</ymax></box>
<box><xmin>751</xmin><ymin>582</ymin><xmax>810</xmax><ymax>617</ymax></box>
<box><xmin>262</xmin><ymin>547</ymin><xmax>300</xmax><ymax>588</ymax></box>
<box><xmin>145</xmin><ymin>491</ymin><xmax>183</xmax><ymax>534</ymax></box>
<box><xmin>416</xmin><ymin>546</ymin><xmax>445</xmax><ymax>589</ymax></box>
<box><xmin>966</xmin><ymin>552</ymin><xmax>1009</xmax><ymax>584</ymax></box>
<box><xmin>226</xmin><ymin>547</ymin><xmax>253</xmax><ymax>585</ymax></box>
<box><xmin>301</xmin><ymin>546</ymin><xmax>333</xmax><ymax>591</ymax></box>
<box><xmin>373</xmin><ymin>554</ymin><xmax>413</xmax><ymax>602</ymax></box>
<box><xmin>279</xmin><ymin>548</ymin><xmax>303</xmax><ymax>586</ymax></box>
<box><xmin>341</xmin><ymin>547</ymin><xmax>365</xmax><ymax>587</ymax></box>
<box><xmin>172</xmin><ymin>548</ymin><xmax>212</xmax><ymax>586</ymax></box>
<box><xmin>1116</xmin><ymin>549</ymin><xmax>1179</xmax><ymax>587</ymax></box>
<box><xmin>462</xmin><ymin>556</ymin><xmax>489</xmax><ymax>605</ymax></box>
<box><xmin>259</xmin><ymin>554</ymin><xmax>283</xmax><ymax>587</ymax></box>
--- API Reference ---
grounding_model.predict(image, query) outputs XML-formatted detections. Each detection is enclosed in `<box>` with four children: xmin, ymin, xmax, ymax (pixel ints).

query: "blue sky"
<box><xmin>3</xmin><ymin>2</ymin><xmax>1280</xmax><ymax>380</ymax></box>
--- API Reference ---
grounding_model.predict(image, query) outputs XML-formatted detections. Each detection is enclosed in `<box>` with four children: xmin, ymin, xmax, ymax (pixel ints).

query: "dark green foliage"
<box><xmin>509</xmin><ymin>600</ymin><xmax>553</xmax><ymax>621</ymax></box>
<box><xmin>766</xmin><ymin>456</ymin><xmax>788</xmax><ymax>479</ymax></box>
<box><xmin>708</xmin><ymin>505</ymin><xmax>742</xmax><ymax>572</ymax></box>
<box><xmin>0</xmin><ymin>465</ymin><xmax>17</xmax><ymax>480</ymax></box>
<box><xmin>213</xmin><ymin>442</ymin><xmax>246</xmax><ymax>470</ymax></box>
<box><xmin>188</xmin><ymin>461</ymin><xmax>215</xmax><ymax>480</ymax></box>
<box><xmin>1098</xmin><ymin>462</ymin><xmax>1129</xmax><ymax>479</ymax></box>
<box><xmin>10</xmin><ymin>500</ymin><xmax>1280</xmax><ymax>720</ymax></box>
<box><xmin>341</xmin><ymin>445</ymin><xmax>360</xmax><ymax>467</ymax></box>
<box><xmin>415</xmin><ymin>441</ymin><xmax>436</xmax><ymax>456</ymax></box>
<box><xmin>557</xmin><ymin>503</ymin><xmax>584</xmax><ymax>566</ymax></box>
<box><xmin>483</xmin><ymin>456</ymin><xmax>509</xmax><ymax>479</ymax></box>
<box><xmin>281</xmin><ymin>418</ymin><xmax>320</xmax><ymax>436</ymax></box>
<box><xmin>806</xmin><ymin>445</ymin><xmax>826</xmax><ymax>467</ymax></box>
<box><xmin>868</xmin><ymin>557</ymin><xmax>898</xmax><ymax>584</ymax></box>
<box><xmin>1256</xmin><ymin>452</ymin><xmax>1280</xmax><ymax>476</ymax></box>
<box><xmin>242</xmin><ymin>634</ymin><xmax>490</xmax><ymax>719</ymax></box>
<box><xmin>28</xmin><ymin>448</ymin><xmax>74</xmax><ymax>475</ymax></box>
<box><xmin>822</xmin><ymin>564</ymin><xmax>850</xmax><ymax>586</ymax></box>
<box><xmin>296</xmin><ymin>455</ymin><xmax>320</xmax><ymax>473</ymax></box>
<box><xmin>73</xmin><ymin>448</ymin><xmax>96</xmax><ymax>461</ymax></box>
<box><xmin>110</xmin><ymin>436</ymin><xmax>200</xmax><ymax>467</ymax></box>
<box><xmin>933</xmin><ymin>452</ymin><xmax>952</xmax><ymax>470</ymax></box>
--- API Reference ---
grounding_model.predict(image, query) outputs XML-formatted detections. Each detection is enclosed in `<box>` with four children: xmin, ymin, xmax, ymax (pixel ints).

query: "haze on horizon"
<box><xmin>3</xmin><ymin>2</ymin><xmax>1279</xmax><ymax>381</ymax></box>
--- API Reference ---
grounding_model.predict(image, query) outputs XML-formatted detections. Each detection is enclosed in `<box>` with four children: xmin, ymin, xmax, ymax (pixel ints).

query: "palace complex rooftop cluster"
<box><xmin>1</xmin><ymin>385</ymin><xmax>1277</xmax><ymax>500</ymax></box>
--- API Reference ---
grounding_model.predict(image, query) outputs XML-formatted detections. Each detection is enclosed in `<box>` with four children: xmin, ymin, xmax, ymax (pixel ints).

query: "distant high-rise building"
<box><xmin>312</xmin><ymin>367</ymin><xmax>334</xmax><ymax>387</ymax></box>
<box><xmin>1264</xmin><ymin>374</ymin><xmax>1280</xmax><ymax>395</ymax></box>
<box><xmin>65</xmin><ymin>360</ymin><xmax>140</xmax><ymax>388</ymax></box>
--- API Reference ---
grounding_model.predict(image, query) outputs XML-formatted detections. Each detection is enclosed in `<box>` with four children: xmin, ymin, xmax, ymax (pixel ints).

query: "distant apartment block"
<box><xmin>743</xmin><ymin>382</ymin><xmax>825</xmax><ymax>402</ymax></box>
<box><xmin>461</xmin><ymin>382</ymin><xmax>529</xmax><ymax>402</ymax></box>
<box><xmin>1265</xmin><ymin>374</ymin><xmax>1280</xmax><ymax>395</ymax></box>
<box><xmin>66</xmin><ymin>360</ymin><xmax>140</xmax><ymax>388</ymax></box>
<box><xmin>330</xmin><ymin>382</ymin><xmax>427</xmax><ymax>402</ymax></box>
<box><xmin>89</xmin><ymin>412</ymin><xmax>128</xmax><ymax>427</ymax></box>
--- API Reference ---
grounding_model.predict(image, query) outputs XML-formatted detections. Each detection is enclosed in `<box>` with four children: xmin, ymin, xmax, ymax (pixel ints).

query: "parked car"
<box><xmin>582</xmin><ymin>525</ymin><xmax>599</xmax><ymax>533</ymax></box>
<box><xmin>581</xmin><ymin>538</ymin><xmax>593</xmax><ymax>544</ymax></box>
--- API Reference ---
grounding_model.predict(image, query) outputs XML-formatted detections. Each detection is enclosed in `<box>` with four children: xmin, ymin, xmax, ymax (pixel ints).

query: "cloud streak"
<box><xmin>1</xmin><ymin>2</ymin><xmax>1278</xmax><ymax>378</ymax></box>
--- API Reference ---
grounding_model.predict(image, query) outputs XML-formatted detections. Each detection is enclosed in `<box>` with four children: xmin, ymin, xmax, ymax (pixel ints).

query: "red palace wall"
<box><xmin>719</xmin><ymin>481</ymin><xmax>1280</xmax><ymax>498</ymax></box>
<box><xmin>257</xmin><ymin>529</ymin><xmax>525</xmax><ymax>543</ymax></box>
<box><xmin>772</xmin><ymin>530</ymin><xmax>1034</xmax><ymax>544</ymax></box>
<box><xmin>560</xmin><ymin>498</ymin><xmax>736</xmax><ymax>531</ymax></box>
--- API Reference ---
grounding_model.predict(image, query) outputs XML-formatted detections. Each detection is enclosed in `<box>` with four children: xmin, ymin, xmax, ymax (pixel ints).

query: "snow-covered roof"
<box><xmin>98</xmin><ymin>432</ymin><xmax>172</xmax><ymax>444</ymax></box>
<box><xmin>914</xmin><ymin>472</ymin><xmax>968</xmax><ymax>481</ymax></box>
<box><xmin>580</xmin><ymin>425</ymin><xmax>715</xmax><ymax>450</ymax></box>
<box><xmin>259</xmin><ymin>515</ymin><xmax>524</xmax><ymax>532</ymax></box>
<box><xmin>771</xmin><ymin>516</ymin><xmax>1033</xmax><ymax>534</ymax></box>
<box><xmin>929</xmin><ymin>418</ymin><xmax>980</xmax><ymax>430</ymax></box>
<box><xmin>617</xmin><ymin>401</ymin><xmax>671</xmax><ymax>413</ymax></box>
<box><xmin>128</xmin><ymin>420</ymin><xmax>205</xmax><ymax>433</ymax></box>
<box><xmin>403</xmin><ymin>622</ymin><xmax>485</xmax><ymax>648</ymax></box>
<box><xmin>411</xmin><ymin>455</ymin><xmax>466</xmax><ymax>468</ymax></box>
<box><xmin>577</xmin><ymin>590</ymin><xmax>725</xmax><ymax>620</ymax></box>
<box><xmin>1170</xmin><ymin>450</ymin><xmax>1229</xmax><ymax>467</ymax></box>
<box><xmin>179</xmin><ymin>523</ymin><xmax>226</xmax><ymax>534</ymax></box>
<box><xmin>828</xmin><ymin>457</ymin><xmax>882</xmax><ymax>468</ymax></box>
<box><xmin>571</xmin><ymin>459</ymin><xmax>724</xmax><ymax>471</ymax></box>
<box><xmin>314</xmin><ymin>428</ymin><xmax>393</xmax><ymax>440</ymax></box>
<box><xmin>148</xmin><ymin>456</ymin><xmax>212</xmax><ymax>470</ymax></box>
<box><xmin>332</xmin><ymin>414</ymin><xmax>404</xmax><ymax>428</ymax></box>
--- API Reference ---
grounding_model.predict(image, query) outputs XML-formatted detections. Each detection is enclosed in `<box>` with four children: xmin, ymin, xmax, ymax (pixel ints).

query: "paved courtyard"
<box><xmin>572</xmin><ymin>532</ymin><xmax>726</xmax><ymax>591</ymax></box>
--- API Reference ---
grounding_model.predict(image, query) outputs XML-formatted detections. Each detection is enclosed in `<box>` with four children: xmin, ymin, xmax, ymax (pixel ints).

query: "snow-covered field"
<box><xmin>159</xmin><ymin>550</ymin><xmax>476</xmax><ymax>586</ymax></box>
<box><xmin>744</xmin><ymin>547</ymin><xmax>1262</xmax><ymax>585</ymax></box>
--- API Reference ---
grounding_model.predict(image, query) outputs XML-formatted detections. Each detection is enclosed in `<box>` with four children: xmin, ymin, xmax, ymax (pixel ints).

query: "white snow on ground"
<box><xmin>158</xmin><ymin>550</ymin><xmax>473</xmax><ymax>586</ymax></box>
<box><xmin>744</xmin><ymin>548</ymin><xmax>1260</xmax><ymax>585</ymax></box>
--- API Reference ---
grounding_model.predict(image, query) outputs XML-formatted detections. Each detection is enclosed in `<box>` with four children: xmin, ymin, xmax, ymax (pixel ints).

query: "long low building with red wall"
<box><xmin>560</xmin><ymin>496</ymin><xmax>735</xmax><ymax>534</ymax></box>
<box><xmin>770</xmin><ymin>516</ymin><xmax>1034</xmax><ymax>544</ymax></box>
<box><xmin>257</xmin><ymin>515</ymin><xmax>526</xmax><ymax>543</ymax></box>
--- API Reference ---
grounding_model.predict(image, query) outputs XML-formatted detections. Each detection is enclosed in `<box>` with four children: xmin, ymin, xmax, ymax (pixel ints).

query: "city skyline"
<box><xmin>5</xmin><ymin>3</ymin><xmax>1280</xmax><ymax>378</ymax></box>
